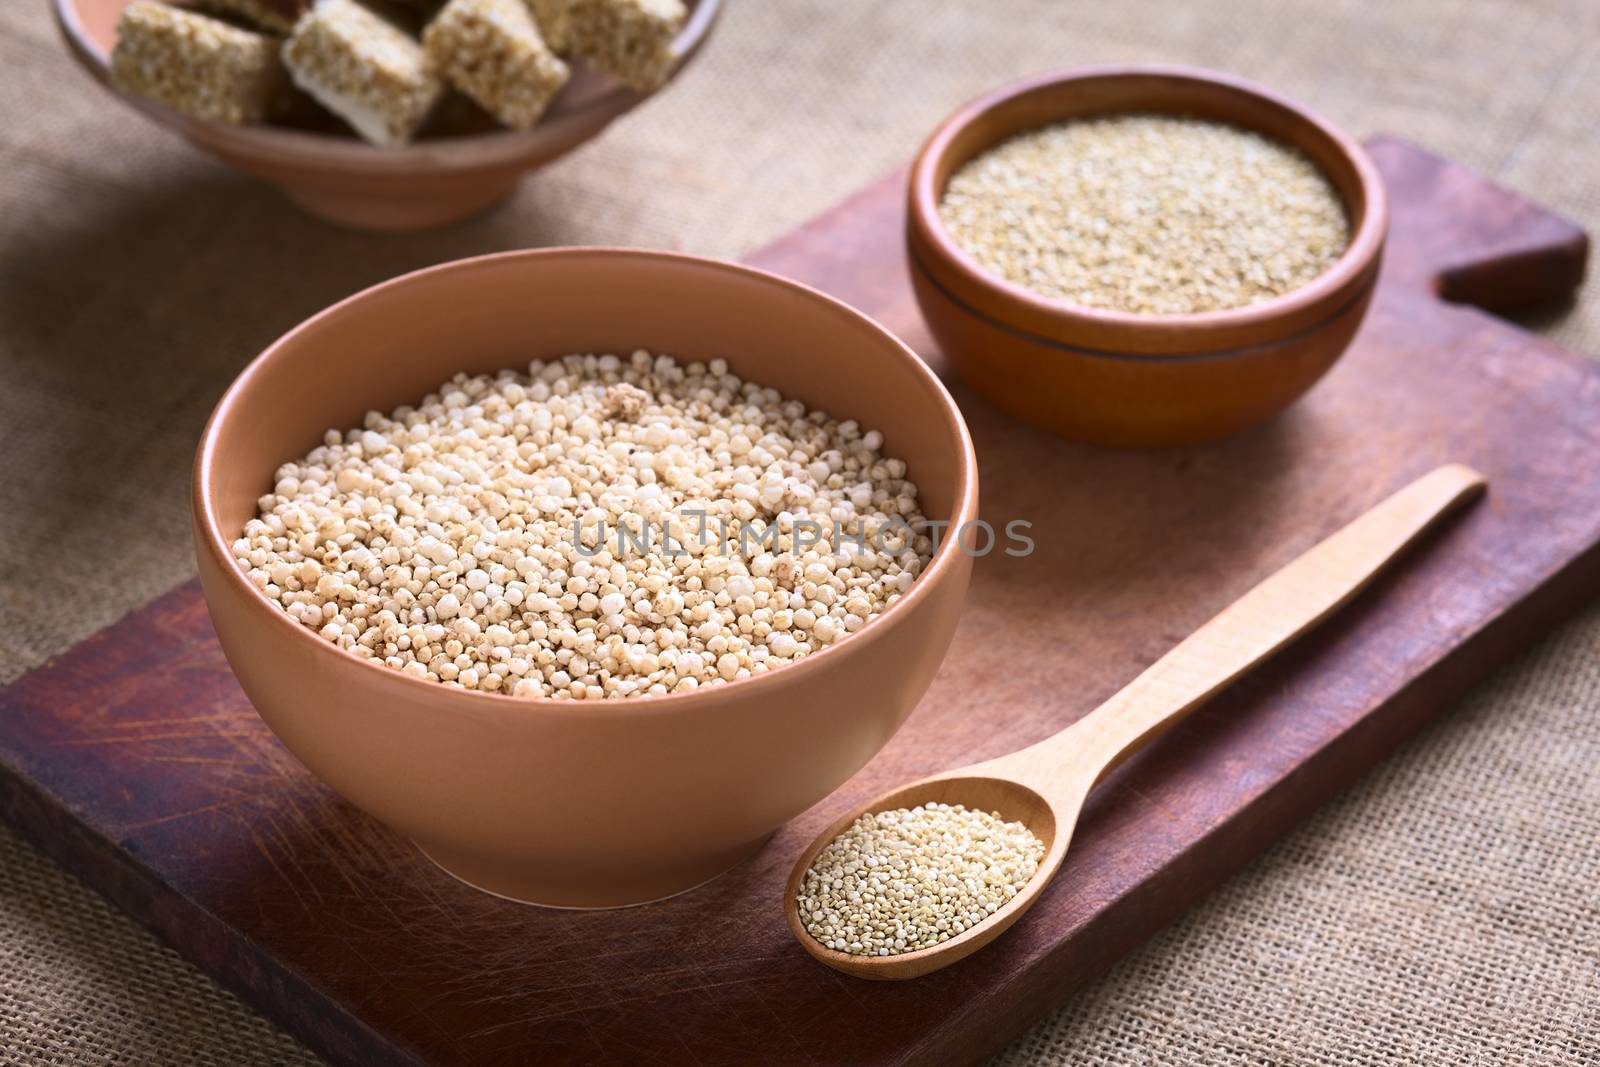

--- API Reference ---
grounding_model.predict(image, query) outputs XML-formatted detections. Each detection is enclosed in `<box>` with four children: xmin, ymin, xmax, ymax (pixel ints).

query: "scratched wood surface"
<box><xmin>1</xmin><ymin>138</ymin><xmax>1596</xmax><ymax>1067</ymax></box>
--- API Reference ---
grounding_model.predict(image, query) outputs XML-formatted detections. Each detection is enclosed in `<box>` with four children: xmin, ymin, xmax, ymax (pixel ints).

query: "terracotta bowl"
<box><xmin>907</xmin><ymin>65</ymin><xmax>1388</xmax><ymax>448</ymax></box>
<box><xmin>55</xmin><ymin>0</ymin><xmax>720</xmax><ymax>232</ymax></box>
<box><xmin>192</xmin><ymin>248</ymin><xmax>979</xmax><ymax>907</ymax></box>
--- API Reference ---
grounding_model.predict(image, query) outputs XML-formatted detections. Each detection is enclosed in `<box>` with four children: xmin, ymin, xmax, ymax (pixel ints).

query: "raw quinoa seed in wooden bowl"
<box><xmin>907</xmin><ymin>64</ymin><xmax>1389</xmax><ymax>447</ymax></box>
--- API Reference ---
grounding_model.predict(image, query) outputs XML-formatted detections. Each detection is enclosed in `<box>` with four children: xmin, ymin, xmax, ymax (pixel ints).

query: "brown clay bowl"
<box><xmin>907</xmin><ymin>65</ymin><xmax>1388</xmax><ymax>448</ymax></box>
<box><xmin>192</xmin><ymin>248</ymin><xmax>979</xmax><ymax>907</ymax></box>
<box><xmin>55</xmin><ymin>0</ymin><xmax>720</xmax><ymax>232</ymax></box>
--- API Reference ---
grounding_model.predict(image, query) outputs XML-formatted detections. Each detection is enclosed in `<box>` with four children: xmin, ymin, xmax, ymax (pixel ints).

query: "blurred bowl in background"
<box><xmin>55</xmin><ymin>0</ymin><xmax>720</xmax><ymax>231</ymax></box>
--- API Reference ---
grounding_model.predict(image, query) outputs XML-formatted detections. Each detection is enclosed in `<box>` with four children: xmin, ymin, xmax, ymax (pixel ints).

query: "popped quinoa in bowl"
<box><xmin>193</xmin><ymin>247</ymin><xmax>978</xmax><ymax>906</ymax></box>
<box><xmin>233</xmin><ymin>349</ymin><xmax>937</xmax><ymax>700</ymax></box>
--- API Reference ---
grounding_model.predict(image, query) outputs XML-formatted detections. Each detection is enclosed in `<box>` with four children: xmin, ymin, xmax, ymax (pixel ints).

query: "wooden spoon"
<box><xmin>784</xmin><ymin>463</ymin><xmax>1487</xmax><ymax>980</ymax></box>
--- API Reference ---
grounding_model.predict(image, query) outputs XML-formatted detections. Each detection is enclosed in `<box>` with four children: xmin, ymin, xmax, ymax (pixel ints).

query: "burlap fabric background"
<box><xmin>2</xmin><ymin>0</ymin><xmax>1597</xmax><ymax>1062</ymax></box>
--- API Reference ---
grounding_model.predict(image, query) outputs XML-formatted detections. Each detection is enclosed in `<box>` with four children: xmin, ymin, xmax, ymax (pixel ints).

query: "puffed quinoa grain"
<box><xmin>236</xmin><ymin>350</ymin><xmax>934</xmax><ymax>699</ymax></box>
<box><xmin>939</xmin><ymin>114</ymin><xmax>1350</xmax><ymax>315</ymax></box>
<box><xmin>797</xmin><ymin>803</ymin><xmax>1046</xmax><ymax>956</ymax></box>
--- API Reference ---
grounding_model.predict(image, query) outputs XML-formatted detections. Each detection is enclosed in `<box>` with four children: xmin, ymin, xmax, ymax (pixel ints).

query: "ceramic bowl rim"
<box><xmin>907</xmin><ymin>63</ymin><xmax>1389</xmax><ymax>353</ymax></box>
<box><xmin>192</xmin><ymin>246</ymin><xmax>980</xmax><ymax>722</ymax></box>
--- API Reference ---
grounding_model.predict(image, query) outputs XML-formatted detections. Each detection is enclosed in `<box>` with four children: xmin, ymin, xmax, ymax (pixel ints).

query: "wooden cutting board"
<box><xmin>1</xmin><ymin>139</ymin><xmax>1595</xmax><ymax>1067</ymax></box>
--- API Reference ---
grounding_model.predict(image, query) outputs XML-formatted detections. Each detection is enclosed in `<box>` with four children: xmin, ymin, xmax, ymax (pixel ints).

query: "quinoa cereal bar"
<box><xmin>234</xmin><ymin>351</ymin><xmax>935</xmax><ymax>700</ymax></box>
<box><xmin>111</xmin><ymin>1</ymin><xmax>288</xmax><ymax>125</ymax></box>
<box><xmin>538</xmin><ymin>0</ymin><xmax>686</xmax><ymax>92</ymax></box>
<box><xmin>282</xmin><ymin>0</ymin><xmax>443</xmax><ymax>146</ymax></box>
<box><xmin>526</xmin><ymin>0</ymin><xmax>576</xmax><ymax>51</ymax></box>
<box><xmin>423</xmin><ymin>0</ymin><xmax>570</xmax><ymax>131</ymax></box>
<box><xmin>196</xmin><ymin>0</ymin><xmax>310</xmax><ymax>34</ymax></box>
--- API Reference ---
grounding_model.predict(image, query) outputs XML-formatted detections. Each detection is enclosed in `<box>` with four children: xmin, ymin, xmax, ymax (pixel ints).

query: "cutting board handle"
<box><xmin>1370</xmin><ymin>136</ymin><xmax>1589</xmax><ymax>315</ymax></box>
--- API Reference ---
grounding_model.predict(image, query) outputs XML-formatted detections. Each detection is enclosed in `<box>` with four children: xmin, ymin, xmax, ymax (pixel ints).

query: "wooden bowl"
<box><xmin>192</xmin><ymin>248</ymin><xmax>979</xmax><ymax>907</ymax></box>
<box><xmin>907</xmin><ymin>65</ymin><xmax>1388</xmax><ymax>447</ymax></box>
<box><xmin>55</xmin><ymin>0</ymin><xmax>720</xmax><ymax>232</ymax></box>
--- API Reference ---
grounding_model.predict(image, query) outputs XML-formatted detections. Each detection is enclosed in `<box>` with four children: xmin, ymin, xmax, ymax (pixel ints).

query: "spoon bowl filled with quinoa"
<box><xmin>193</xmin><ymin>247</ymin><xmax>978</xmax><ymax>907</ymax></box>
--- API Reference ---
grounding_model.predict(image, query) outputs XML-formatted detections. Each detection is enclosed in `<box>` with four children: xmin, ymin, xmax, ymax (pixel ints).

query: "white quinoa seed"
<box><xmin>938</xmin><ymin>114</ymin><xmax>1351</xmax><ymax>315</ymax></box>
<box><xmin>233</xmin><ymin>350</ymin><xmax>934</xmax><ymax>700</ymax></box>
<box><xmin>797</xmin><ymin>803</ymin><xmax>1046</xmax><ymax>957</ymax></box>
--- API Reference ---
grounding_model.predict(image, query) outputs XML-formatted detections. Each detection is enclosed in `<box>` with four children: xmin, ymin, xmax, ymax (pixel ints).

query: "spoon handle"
<box><xmin>1049</xmin><ymin>464</ymin><xmax>1486</xmax><ymax>785</ymax></box>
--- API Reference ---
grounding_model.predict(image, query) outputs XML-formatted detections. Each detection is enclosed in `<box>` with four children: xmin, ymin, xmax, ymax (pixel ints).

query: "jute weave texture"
<box><xmin>2</xmin><ymin>0</ymin><xmax>1597</xmax><ymax>1062</ymax></box>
